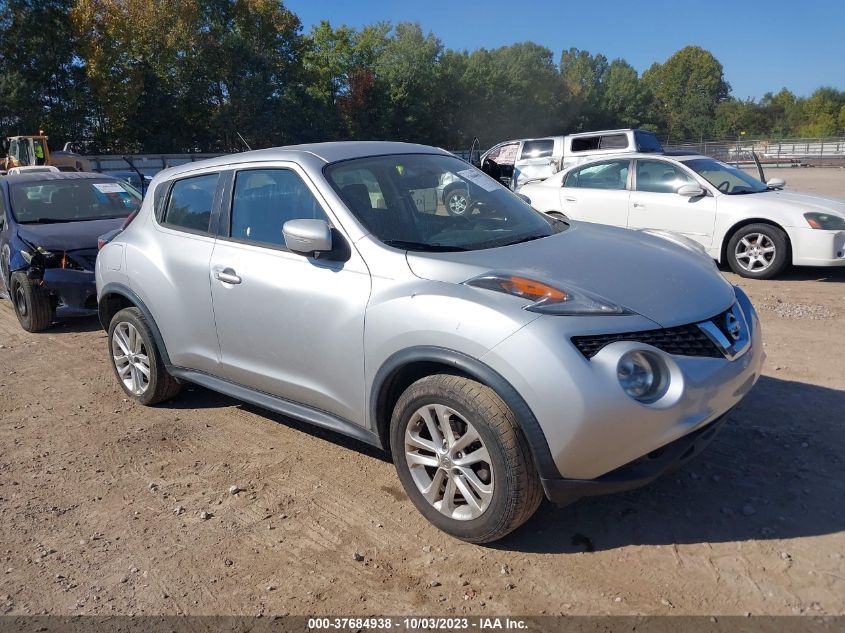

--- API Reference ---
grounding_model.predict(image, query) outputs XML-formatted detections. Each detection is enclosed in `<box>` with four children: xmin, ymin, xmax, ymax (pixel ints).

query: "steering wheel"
<box><xmin>717</xmin><ymin>180</ymin><xmax>731</xmax><ymax>193</ymax></box>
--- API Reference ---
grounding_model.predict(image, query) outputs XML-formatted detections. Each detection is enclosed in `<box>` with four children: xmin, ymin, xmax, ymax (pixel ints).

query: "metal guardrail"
<box><xmin>664</xmin><ymin>137</ymin><xmax>845</xmax><ymax>165</ymax></box>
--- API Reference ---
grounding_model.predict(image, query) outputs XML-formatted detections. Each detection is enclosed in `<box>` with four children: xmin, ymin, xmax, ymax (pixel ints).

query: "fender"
<box><xmin>370</xmin><ymin>345</ymin><xmax>559</xmax><ymax>480</ymax></box>
<box><xmin>98</xmin><ymin>282</ymin><xmax>172</xmax><ymax>367</ymax></box>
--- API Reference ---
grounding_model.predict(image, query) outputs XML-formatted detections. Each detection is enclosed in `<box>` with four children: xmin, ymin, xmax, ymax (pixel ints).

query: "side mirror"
<box><xmin>516</xmin><ymin>193</ymin><xmax>531</xmax><ymax>204</ymax></box>
<box><xmin>677</xmin><ymin>184</ymin><xmax>705</xmax><ymax>198</ymax></box>
<box><xmin>767</xmin><ymin>178</ymin><xmax>786</xmax><ymax>189</ymax></box>
<box><xmin>283</xmin><ymin>219</ymin><xmax>332</xmax><ymax>256</ymax></box>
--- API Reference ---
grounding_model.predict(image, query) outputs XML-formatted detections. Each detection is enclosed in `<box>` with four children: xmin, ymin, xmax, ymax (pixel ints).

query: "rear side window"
<box><xmin>162</xmin><ymin>173</ymin><xmax>219</xmax><ymax>233</ymax></box>
<box><xmin>599</xmin><ymin>134</ymin><xmax>629</xmax><ymax>150</ymax></box>
<box><xmin>635</xmin><ymin>130</ymin><xmax>663</xmax><ymax>153</ymax></box>
<box><xmin>230</xmin><ymin>169</ymin><xmax>328</xmax><ymax>248</ymax></box>
<box><xmin>570</xmin><ymin>136</ymin><xmax>600</xmax><ymax>152</ymax></box>
<box><xmin>520</xmin><ymin>139</ymin><xmax>554</xmax><ymax>159</ymax></box>
<box><xmin>564</xmin><ymin>160</ymin><xmax>630</xmax><ymax>190</ymax></box>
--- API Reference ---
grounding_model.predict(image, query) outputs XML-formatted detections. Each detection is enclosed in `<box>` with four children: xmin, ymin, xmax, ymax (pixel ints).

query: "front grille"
<box><xmin>572</xmin><ymin>321</ymin><xmax>723</xmax><ymax>359</ymax></box>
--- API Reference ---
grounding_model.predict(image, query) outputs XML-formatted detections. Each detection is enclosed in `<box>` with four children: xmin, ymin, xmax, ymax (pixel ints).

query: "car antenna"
<box><xmin>121</xmin><ymin>155</ymin><xmax>147</xmax><ymax>196</ymax></box>
<box><xmin>236</xmin><ymin>132</ymin><xmax>252</xmax><ymax>152</ymax></box>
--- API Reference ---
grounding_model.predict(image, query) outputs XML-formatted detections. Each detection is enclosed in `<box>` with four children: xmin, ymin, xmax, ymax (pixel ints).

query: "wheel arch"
<box><xmin>441</xmin><ymin>181</ymin><xmax>468</xmax><ymax>203</ymax></box>
<box><xmin>98</xmin><ymin>283</ymin><xmax>172</xmax><ymax>366</ymax></box>
<box><xmin>720</xmin><ymin>217</ymin><xmax>792</xmax><ymax>264</ymax></box>
<box><xmin>370</xmin><ymin>346</ymin><xmax>558</xmax><ymax>479</ymax></box>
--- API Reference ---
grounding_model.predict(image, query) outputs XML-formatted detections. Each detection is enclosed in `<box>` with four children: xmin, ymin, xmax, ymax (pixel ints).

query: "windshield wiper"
<box><xmin>19</xmin><ymin>217</ymin><xmax>83</xmax><ymax>224</ymax></box>
<box><xmin>382</xmin><ymin>239</ymin><xmax>468</xmax><ymax>252</ymax></box>
<box><xmin>502</xmin><ymin>233</ymin><xmax>549</xmax><ymax>246</ymax></box>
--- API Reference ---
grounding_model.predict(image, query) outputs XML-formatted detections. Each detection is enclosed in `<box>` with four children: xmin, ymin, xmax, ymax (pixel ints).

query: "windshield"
<box><xmin>9</xmin><ymin>179</ymin><xmax>141</xmax><ymax>224</ymax></box>
<box><xmin>325</xmin><ymin>154</ymin><xmax>563</xmax><ymax>251</ymax></box>
<box><xmin>682</xmin><ymin>158</ymin><xmax>767</xmax><ymax>195</ymax></box>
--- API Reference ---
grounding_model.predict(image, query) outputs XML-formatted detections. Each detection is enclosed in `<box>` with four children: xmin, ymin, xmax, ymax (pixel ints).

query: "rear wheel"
<box><xmin>10</xmin><ymin>271</ymin><xmax>53</xmax><ymax>332</ymax></box>
<box><xmin>390</xmin><ymin>374</ymin><xmax>543</xmax><ymax>543</ymax></box>
<box><xmin>444</xmin><ymin>188</ymin><xmax>471</xmax><ymax>216</ymax></box>
<box><xmin>108</xmin><ymin>307</ymin><xmax>181</xmax><ymax>405</ymax></box>
<box><xmin>726</xmin><ymin>223</ymin><xmax>789</xmax><ymax>279</ymax></box>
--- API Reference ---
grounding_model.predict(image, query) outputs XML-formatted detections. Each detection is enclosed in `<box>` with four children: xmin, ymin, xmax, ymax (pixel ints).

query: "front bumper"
<box><xmin>789</xmin><ymin>227</ymin><xmax>845</xmax><ymax>266</ymax></box>
<box><xmin>541</xmin><ymin>412</ymin><xmax>728</xmax><ymax>506</ymax></box>
<box><xmin>41</xmin><ymin>268</ymin><xmax>98</xmax><ymax>316</ymax></box>
<box><xmin>482</xmin><ymin>288</ymin><xmax>764</xmax><ymax>483</ymax></box>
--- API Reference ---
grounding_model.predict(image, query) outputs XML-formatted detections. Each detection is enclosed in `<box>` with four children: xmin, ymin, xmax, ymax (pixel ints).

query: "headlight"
<box><xmin>804</xmin><ymin>212</ymin><xmax>845</xmax><ymax>230</ymax></box>
<box><xmin>617</xmin><ymin>350</ymin><xmax>667</xmax><ymax>403</ymax></box>
<box><xmin>464</xmin><ymin>273</ymin><xmax>631</xmax><ymax>316</ymax></box>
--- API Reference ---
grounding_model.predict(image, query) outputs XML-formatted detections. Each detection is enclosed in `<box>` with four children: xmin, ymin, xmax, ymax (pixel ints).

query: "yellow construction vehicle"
<box><xmin>1</xmin><ymin>134</ymin><xmax>91</xmax><ymax>173</ymax></box>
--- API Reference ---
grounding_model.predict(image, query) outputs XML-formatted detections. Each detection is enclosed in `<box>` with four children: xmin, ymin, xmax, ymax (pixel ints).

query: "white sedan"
<box><xmin>518</xmin><ymin>153</ymin><xmax>845</xmax><ymax>278</ymax></box>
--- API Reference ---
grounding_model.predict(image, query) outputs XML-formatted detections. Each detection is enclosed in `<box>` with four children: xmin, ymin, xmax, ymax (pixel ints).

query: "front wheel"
<box><xmin>390</xmin><ymin>374</ymin><xmax>543</xmax><ymax>543</ymax></box>
<box><xmin>10</xmin><ymin>272</ymin><xmax>53</xmax><ymax>332</ymax></box>
<box><xmin>108</xmin><ymin>307</ymin><xmax>181</xmax><ymax>405</ymax></box>
<box><xmin>726</xmin><ymin>223</ymin><xmax>789</xmax><ymax>279</ymax></box>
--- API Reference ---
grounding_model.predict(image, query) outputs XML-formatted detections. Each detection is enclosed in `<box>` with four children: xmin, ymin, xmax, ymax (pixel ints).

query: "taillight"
<box><xmin>97</xmin><ymin>237</ymin><xmax>108</xmax><ymax>250</ymax></box>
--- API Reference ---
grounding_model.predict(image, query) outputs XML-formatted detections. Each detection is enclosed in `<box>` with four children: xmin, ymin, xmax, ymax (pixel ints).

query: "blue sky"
<box><xmin>286</xmin><ymin>0</ymin><xmax>845</xmax><ymax>100</ymax></box>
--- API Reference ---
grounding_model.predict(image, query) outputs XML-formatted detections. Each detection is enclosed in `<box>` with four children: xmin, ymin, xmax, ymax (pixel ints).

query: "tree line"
<box><xmin>2</xmin><ymin>0</ymin><xmax>844</xmax><ymax>155</ymax></box>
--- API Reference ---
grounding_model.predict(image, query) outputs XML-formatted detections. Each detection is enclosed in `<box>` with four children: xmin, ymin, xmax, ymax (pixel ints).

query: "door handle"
<box><xmin>564</xmin><ymin>196</ymin><xmax>577</xmax><ymax>203</ymax></box>
<box><xmin>214</xmin><ymin>268</ymin><xmax>242</xmax><ymax>285</ymax></box>
<box><xmin>632</xmin><ymin>201</ymin><xmax>645</xmax><ymax>208</ymax></box>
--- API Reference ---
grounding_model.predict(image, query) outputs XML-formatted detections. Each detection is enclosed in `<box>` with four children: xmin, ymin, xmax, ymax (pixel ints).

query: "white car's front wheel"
<box><xmin>726</xmin><ymin>223</ymin><xmax>789</xmax><ymax>279</ymax></box>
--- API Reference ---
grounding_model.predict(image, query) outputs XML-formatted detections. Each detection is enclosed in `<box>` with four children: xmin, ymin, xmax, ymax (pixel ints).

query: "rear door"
<box><xmin>559</xmin><ymin>158</ymin><xmax>632</xmax><ymax>226</ymax></box>
<box><xmin>208</xmin><ymin>163</ymin><xmax>371</xmax><ymax>424</ymax></box>
<box><xmin>627</xmin><ymin>158</ymin><xmax>717</xmax><ymax>248</ymax></box>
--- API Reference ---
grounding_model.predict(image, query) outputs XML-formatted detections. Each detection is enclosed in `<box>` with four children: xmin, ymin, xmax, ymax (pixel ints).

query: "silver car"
<box><xmin>96</xmin><ymin>142</ymin><xmax>764</xmax><ymax>543</ymax></box>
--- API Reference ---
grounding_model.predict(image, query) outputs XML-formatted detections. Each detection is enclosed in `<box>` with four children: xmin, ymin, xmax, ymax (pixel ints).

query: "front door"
<box><xmin>627</xmin><ymin>159</ymin><xmax>717</xmax><ymax>249</ymax></box>
<box><xmin>513</xmin><ymin>138</ymin><xmax>556</xmax><ymax>189</ymax></box>
<box><xmin>208</xmin><ymin>165</ymin><xmax>371</xmax><ymax>424</ymax></box>
<box><xmin>559</xmin><ymin>159</ymin><xmax>631</xmax><ymax>226</ymax></box>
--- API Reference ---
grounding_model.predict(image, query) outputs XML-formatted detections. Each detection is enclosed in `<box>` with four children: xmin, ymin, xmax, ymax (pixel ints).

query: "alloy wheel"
<box><xmin>111</xmin><ymin>321</ymin><xmax>150</xmax><ymax>395</ymax></box>
<box><xmin>447</xmin><ymin>192</ymin><xmax>469</xmax><ymax>215</ymax></box>
<box><xmin>404</xmin><ymin>404</ymin><xmax>493</xmax><ymax>520</ymax></box>
<box><xmin>734</xmin><ymin>233</ymin><xmax>776</xmax><ymax>272</ymax></box>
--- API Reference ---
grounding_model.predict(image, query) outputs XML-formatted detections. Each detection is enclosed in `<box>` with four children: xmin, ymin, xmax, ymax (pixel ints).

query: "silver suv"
<box><xmin>96</xmin><ymin>142</ymin><xmax>764</xmax><ymax>543</ymax></box>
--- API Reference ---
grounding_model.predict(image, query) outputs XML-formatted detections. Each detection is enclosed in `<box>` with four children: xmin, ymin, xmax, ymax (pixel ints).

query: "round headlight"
<box><xmin>617</xmin><ymin>351</ymin><xmax>667</xmax><ymax>403</ymax></box>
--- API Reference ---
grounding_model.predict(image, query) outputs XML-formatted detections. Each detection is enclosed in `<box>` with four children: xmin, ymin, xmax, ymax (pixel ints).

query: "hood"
<box><xmin>750</xmin><ymin>190</ymin><xmax>845</xmax><ymax>218</ymax></box>
<box><xmin>16</xmin><ymin>217</ymin><xmax>125</xmax><ymax>252</ymax></box>
<box><xmin>406</xmin><ymin>222</ymin><xmax>736</xmax><ymax>328</ymax></box>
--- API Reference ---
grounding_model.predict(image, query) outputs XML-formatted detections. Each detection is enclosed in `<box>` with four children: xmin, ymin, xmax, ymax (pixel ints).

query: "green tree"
<box><xmin>560</xmin><ymin>48</ymin><xmax>607</xmax><ymax>130</ymax></box>
<box><xmin>0</xmin><ymin>0</ymin><xmax>88</xmax><ymax>147</ymax></box>
<box><xmin>643</xmin><ymin>45</ymin><xmax>730</xmax><ymax>141</ymax></box>
<box><xmin>600</xmin><ymin>59</ymin><xmax>653</xmax><ymax>129</ymax></box>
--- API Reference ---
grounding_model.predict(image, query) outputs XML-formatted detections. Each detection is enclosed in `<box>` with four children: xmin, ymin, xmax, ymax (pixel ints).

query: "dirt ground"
<box><xmin>1</xmin><ymin>170</ymin><xmax>844</xmax><ymax>618</ymax></box>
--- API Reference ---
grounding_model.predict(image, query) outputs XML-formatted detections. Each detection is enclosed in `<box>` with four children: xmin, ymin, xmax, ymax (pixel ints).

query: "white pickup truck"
<box><xmin>478</xmin><ymin>128</ymin><xmax>664</xmax><ymax>191</ymax></box>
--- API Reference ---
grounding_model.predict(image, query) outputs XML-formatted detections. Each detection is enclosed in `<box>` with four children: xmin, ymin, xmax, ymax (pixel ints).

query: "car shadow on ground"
<box><xmin>719</xmin><ymin>263</ymin><xmax>845</xmax><ymax>283</ymax></box>
<box><xmin>164</xmin><ymin>384</ymin><xmax>392</xmax><ymax>463</ymax></box>
<box><xmin>492</xmin><ymin>375</ymin><xmax>845</xmax><ymax>553</ymax></box>
<box><xmin>49</xmin><ymin>315</ymin><xmax>104</xmax><ymax>333</ymax></box>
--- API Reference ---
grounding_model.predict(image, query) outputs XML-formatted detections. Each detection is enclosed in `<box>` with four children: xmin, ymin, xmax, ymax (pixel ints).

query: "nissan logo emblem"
<box><xmin>726</xmin><ymin>311</ymin><xmax>741</xmax><ymax>341</ymax></box>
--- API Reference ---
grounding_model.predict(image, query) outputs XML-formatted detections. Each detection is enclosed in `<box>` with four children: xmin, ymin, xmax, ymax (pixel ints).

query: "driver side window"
<box><xmin>636</xmin><ymin>160</ymin><xmax>695</xmax><ymax>194</ymax></box>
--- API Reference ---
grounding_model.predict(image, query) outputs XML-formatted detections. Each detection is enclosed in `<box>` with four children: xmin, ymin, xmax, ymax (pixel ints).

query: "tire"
<box><xmin>726</xmin><ymin>223</ymin><xmax>789</xmax><ymax>279</ymax></box>
<box><xmin>444</xmin><ymin>188</ymin><xmax>471</xmax><ymax>216</ymax></box>
<box><xmin>10</xmin><ymin>271</ymin><xmax>53</xmax><ymax>332</ymax></box>
<box><xmin>390</xmin><ymin>374</ymin><xmax>543</xmax><ymax>543</ymax></box>
<box><xmin>108</xmin><ymin>307</ymin><xmax>181</xmax><ymax>405</ymax></box>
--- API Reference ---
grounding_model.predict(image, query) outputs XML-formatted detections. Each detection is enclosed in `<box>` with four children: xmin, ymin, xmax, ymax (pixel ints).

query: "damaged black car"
<box><xmin>0</xmin><ymin>172</ymin><xmax>141</xmax><ymax>332</ymax></box>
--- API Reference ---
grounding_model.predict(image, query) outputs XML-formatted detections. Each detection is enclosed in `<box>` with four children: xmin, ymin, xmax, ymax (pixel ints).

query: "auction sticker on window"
<box><xmin>457</xmin><ymin>168</ymin><xmax>500</xmax><ymax>192</ymax></box>
<box><xmin>93</xmin><ymin>182</ymin><xmax>127</xmax><ymax>194</ymax></box>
